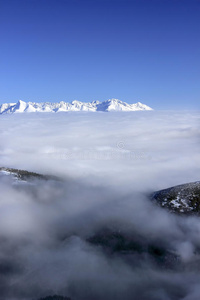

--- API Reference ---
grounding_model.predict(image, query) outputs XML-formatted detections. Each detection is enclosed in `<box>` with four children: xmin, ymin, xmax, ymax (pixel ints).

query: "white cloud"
<box><xmin>0</xmin><ymin>111</ymin><xmax>200</xmax><ymax>299</ymax></box>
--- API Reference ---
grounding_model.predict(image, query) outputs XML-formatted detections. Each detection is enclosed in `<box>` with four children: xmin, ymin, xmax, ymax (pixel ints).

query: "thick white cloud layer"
<box><xmin>0</xmin><ymin>111</ymin><xmax>199</xmax><ymax>189</ymax></box>
<box><xmin>0</xmin><ymin>111</ymin><xmax>200</xmax><ymax>300</ymax></box>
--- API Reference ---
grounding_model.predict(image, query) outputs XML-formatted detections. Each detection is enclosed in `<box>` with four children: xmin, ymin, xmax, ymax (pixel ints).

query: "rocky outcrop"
<box><xmin>152</xmin><ymin>181</ymin><xmax>200</xmax><ymax>215</ymax></box>
<box><xmin>0</xmin><ymin>167</ymin><xmax>58</xmax><ymax>182</ymax></box>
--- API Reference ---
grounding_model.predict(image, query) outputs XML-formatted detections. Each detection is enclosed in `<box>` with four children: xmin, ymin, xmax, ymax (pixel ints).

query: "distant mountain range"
<box><xmin>0</xmin><ymin>99</ymin><xmax>153</xmax><ymax>114</ymax></box>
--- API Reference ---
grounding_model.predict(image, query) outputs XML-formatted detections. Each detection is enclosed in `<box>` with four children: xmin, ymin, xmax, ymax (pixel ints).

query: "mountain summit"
<box><xmin>0</xmin><ymin>99</ymin><xmax>153</xmax><ymax>114</ymax></box>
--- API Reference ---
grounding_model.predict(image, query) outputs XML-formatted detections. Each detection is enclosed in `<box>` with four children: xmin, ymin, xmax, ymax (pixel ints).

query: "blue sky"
<box><xmin>0</xmin><ymin>0</ymin><xmax>199</xmax><ymax>109</ymax></box>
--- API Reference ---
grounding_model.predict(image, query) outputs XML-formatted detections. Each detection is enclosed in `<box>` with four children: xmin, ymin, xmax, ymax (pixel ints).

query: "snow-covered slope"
<box><xmin>152</xmin><ymin>181</ymin><xmax>200</xmax><ymax>215</ymax></box>
<box><xmin>0</xmin><ymin>99</ymin><xmax>153</xmax><ymax>114</ymax></box>
<box><xmin>0</xmin><ymin>167</ymin><xmax>58</xmax><ymax>183</ymax></box>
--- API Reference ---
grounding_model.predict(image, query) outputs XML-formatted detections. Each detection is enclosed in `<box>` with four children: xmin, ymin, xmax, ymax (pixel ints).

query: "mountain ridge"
<box><xmin>0</xmin><ymin>99</ymin><xmax>153</xmax><ymax>114</ymax></box>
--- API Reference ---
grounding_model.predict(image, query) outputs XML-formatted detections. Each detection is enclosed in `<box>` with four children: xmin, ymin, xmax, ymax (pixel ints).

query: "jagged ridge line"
<box><xmin>0</xmin><ymin>99</ymin><xmax>153</xmax><ymax>114</ymax></box>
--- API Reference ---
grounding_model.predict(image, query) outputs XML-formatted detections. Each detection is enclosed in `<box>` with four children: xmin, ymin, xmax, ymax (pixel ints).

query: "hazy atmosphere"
<box><xmin>0</xmin><ymin>111</ymin><xmax>200</xmax><ymax>300</ymax></box>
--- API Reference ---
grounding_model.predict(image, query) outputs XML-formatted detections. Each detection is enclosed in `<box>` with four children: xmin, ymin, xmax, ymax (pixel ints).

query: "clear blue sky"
<box><xmin>0</xmin><ymin>0</ymin><xmax>199</xmax><ymax>109</ymax></box>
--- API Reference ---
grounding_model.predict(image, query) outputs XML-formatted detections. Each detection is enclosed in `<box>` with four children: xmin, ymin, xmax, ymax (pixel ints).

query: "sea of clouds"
<box><xmin>0</xmin><ymin>111</ymin><xmax>200</xmax><ymax>300</ymax></box>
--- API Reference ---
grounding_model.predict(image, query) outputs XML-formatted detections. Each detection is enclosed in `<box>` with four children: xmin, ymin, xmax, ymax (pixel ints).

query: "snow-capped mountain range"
<box><xmin>0</xmin><ymin>99</ymin><xmax>153</xmax><ymax>114</ymax></box>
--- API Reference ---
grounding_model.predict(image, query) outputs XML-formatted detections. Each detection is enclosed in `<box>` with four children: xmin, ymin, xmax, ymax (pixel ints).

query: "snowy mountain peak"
<box><xmin>0</xmin><ymin>99</ymin><xmax>153</xmax><ymax>114</ymax></box>
<box><xmin>14</xmin><ymin>100</ymin><xmax>27</xmax><ymax>113</ymax></box>
<box><xmin>108</xmin><ymin>98</ymin><xmax>122</xmax><ymax>102</ymax></box>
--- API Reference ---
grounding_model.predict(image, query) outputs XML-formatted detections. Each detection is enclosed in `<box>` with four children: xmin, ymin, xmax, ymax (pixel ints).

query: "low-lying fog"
<box><xmin>0</xmin><ymin>111</ymin><xmax>200</xmax><ymax>300</ymax></box>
